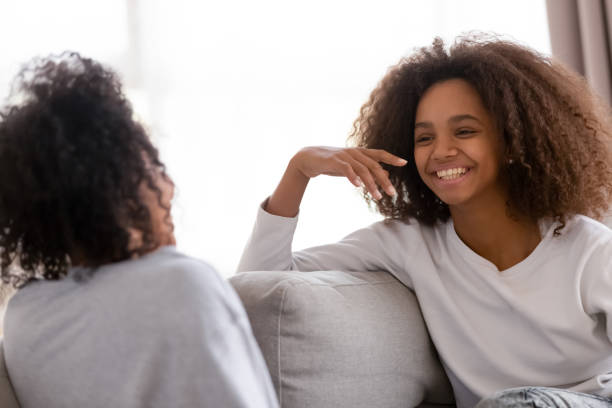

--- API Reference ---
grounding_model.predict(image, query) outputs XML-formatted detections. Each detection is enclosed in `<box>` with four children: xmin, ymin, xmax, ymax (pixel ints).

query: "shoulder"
<box><xmin>571</xmin><ymin>215</ymin><xmax>612</xmax><ymax>235</ymax></box>
<box><xmin>542</xmin><ymin>216</ymin><xmax>612</xmax><ymax>267</ymax></box>
<box><xmin>101</xmin><ymin>247</ymin><xmax>245</xmax><ymax>333</ymax></box>
<box><xmin>553</xmin><ymin>216</ymin><xmax>612</xmax><ymax>279</ymax></box>
<box><xmin>147</xmin><ymin>248</ymin><xmax>226</xmax><ymax>294</ymax></box>
<box><xmin>143</xmin><ymin>247</ymin><xmax>240</xmax><ymax>311</ymax></box>
<box><xmin>556</xmin><ymin>215</ymin><xmax>612</xmax><ymax>249</ymax></box>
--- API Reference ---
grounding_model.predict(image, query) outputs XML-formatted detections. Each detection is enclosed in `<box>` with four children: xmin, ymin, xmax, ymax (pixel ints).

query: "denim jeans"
<box><xmin>475</xmin><ymin>387</ymin><xmax>612</xmax><ymax>408</ymax></box>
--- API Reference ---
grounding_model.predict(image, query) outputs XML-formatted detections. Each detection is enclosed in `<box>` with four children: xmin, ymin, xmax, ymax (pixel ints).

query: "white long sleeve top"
<box><xmin>238</xmin><ymin>204</ymin><xmax>612</xmax><ymax>408</ymax></box>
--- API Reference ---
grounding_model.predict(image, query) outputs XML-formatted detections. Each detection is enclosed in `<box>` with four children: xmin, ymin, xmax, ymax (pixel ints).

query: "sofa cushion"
<box><xmin>230</xmin><ymin>270</ymin><xmax>454</xmax><ymax>408</ymax></box>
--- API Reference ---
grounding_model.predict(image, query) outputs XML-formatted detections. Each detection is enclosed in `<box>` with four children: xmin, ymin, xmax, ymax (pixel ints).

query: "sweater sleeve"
<box><xmin>237</xmin><ymin>200</ymin><xmax>408</xmax><ymax>280</ymax></box>
<box><xmin>142</xmin><ymin>261</ymin><xmax>279</xmax><ymax>408</ymax></box>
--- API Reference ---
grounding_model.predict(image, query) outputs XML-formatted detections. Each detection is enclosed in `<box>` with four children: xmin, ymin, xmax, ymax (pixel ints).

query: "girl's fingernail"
<box><xmin>375</xmin><ymin>190</ymin><xmax>383</xmax><ymax>200</ymax></box>
<box><xmin>398</xmin><ymin>159</ymin><xmax>407</xmax><ymax>164</ymax></box>
<box><xmin>388</xmin><ymin>186</ymin><xmax>397</xmax><ymax>196</ymax></box>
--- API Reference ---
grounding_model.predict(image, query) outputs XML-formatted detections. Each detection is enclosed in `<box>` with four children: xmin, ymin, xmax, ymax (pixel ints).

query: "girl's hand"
<box><xmin>291</xmin><ymin>146</ymin><xmax>407</xmax><ymax>200</ymax></box>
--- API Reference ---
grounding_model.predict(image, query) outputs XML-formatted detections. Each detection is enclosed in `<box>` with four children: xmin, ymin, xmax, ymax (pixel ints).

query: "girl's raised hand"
<box><xmin>291</xmin><ymin>146</ymin><xmax>407</xmax><ymax>200</ymax></box>
<box><xmin>266</xmin><ymin>146</ymin><xmax>407</xmax><ymax>218</ymax></box>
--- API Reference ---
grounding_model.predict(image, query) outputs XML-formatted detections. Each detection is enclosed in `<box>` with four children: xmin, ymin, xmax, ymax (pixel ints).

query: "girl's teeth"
<box><xmin>436</xmin><ymin>168</ymin><xmax>467</xmax><ymax>179</ymax></box>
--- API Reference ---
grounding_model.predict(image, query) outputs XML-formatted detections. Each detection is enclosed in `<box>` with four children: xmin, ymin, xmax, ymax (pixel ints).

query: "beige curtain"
<box><xmin>546</xmin><ymin>0</ymin><xmax>612</xmax><ymax>105</ymax></box>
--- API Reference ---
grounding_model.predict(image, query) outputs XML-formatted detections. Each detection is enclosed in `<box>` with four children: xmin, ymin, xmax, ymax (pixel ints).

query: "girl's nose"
<box><xmin>431</xmin><ymin>135</ymin><xmax>458</xmax><ymax>160</ymax></box>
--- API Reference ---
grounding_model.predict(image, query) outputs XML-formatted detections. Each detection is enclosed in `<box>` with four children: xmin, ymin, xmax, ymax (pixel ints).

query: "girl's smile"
<box><xmin>431</xmin><ymin>166</ymin><xmax>472</xmax><ymax>184</ymax></box>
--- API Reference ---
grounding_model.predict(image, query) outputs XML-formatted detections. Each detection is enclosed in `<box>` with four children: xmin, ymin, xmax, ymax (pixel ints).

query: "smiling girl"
<box><xmin>238</xmin><ymin>35</ymin><xmax>612</xmax><ymax>407</ymax></box>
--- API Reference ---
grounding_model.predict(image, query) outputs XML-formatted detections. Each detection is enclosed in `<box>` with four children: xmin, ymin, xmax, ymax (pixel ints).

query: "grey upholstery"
<box><xmin>230</xmin><ymin>270</ymin><xmax>455</xmax><ymax>408</ymax></box>
<box><xmin>0</xmin><ymin>270</ymin><xmax>455</xmax><ymax>408</ymax></box>
<box><xmin>0</xmin><ymin>338</ymin><xmax>20</xmax><ymax>408</ymax></box>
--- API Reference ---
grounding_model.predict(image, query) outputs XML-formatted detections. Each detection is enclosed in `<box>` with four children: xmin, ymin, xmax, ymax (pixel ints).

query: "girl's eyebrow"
<box><xmin>415</xmin><ymin>114</ymin><xmax>482</xmax><ymax>129</ymax></box>
<box><xmin>448</xmin><ymin>114</ymin><xmax>482</xmax><ymax>124</ymax></box>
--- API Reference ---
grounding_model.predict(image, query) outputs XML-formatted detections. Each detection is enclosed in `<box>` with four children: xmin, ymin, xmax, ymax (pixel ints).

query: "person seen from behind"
<box><xmin>0</xmin><ymin>53</ymin><xmax>279</xmax><ymax>408</ymax></box>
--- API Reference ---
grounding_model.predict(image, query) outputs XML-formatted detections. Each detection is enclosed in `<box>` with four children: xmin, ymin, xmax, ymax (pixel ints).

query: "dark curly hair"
<box><xmin>350</xmin><ymin>34</ymin><xmax>612</xmax><ymax>232</ymax></box>
<box><xmin>0</xmin><ymin>52</ymin><xmax>170</xmax><ymax>288</ymax></box>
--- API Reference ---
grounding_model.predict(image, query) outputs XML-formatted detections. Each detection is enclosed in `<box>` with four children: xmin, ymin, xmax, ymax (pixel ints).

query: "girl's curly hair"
<box><xmin>350</xmin><ymin>34</ymin><xmax>612</xmax><ymax>231</ymax></box>
<box><xmin>0</xmin><ymin>52</ymin><xmax>170</xmax><ymax>287</ymax></box>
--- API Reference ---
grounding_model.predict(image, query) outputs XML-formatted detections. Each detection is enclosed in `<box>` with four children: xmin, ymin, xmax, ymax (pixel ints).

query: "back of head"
<box><xmin>0</xmin><ymin>52</ymin><xmax>168</xmax><ymax>287</ymax></box>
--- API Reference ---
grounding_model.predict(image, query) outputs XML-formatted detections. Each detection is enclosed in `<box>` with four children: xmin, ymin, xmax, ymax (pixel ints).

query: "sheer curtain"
<box><xmin>0</xmin><ymin>0</ymin><xmax>551</xmax><ymax>277</ymax></box>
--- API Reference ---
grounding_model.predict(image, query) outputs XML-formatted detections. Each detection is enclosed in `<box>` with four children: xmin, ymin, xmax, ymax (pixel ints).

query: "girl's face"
<box><xmin>413</xmin><ymin>78</ymin><xmax>506</xmax><ymax>210</ymax></box>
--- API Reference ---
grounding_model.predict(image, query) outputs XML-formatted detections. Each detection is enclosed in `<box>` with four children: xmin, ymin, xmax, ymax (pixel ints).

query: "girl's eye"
<box><xmin>456</xmin><ymin>129</ymin><xmax>475</xmax><ymax>137</ymax></box>
<box><xmin>415</xmin><ymin>135</ymin><xmax>433</xmax><ymax>144</ymax></box>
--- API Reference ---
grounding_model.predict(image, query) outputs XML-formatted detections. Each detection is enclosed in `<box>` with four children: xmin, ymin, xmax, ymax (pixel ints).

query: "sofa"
<box><xmin>0</xmin><ymin>269</ymin><xmax>456</xmax><ymax>407</ymax></box>
<box><xmin>229</xmin><ymin>270</ymin><xmax>455</xmax><ymax>408</ymax></box>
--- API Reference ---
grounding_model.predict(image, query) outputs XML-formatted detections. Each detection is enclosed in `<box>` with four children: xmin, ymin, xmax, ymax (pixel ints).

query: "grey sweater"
<box><xmin>4</xmin><ymin>246</ymin><xmax>279</xmax><ymax>408</ymax></box>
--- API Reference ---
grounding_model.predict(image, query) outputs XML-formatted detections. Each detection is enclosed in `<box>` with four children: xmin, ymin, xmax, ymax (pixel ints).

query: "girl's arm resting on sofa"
<box><xmin>237</xmin><ymin>199</ymin><xmax>407</xmax><ymax>275</ymax></box>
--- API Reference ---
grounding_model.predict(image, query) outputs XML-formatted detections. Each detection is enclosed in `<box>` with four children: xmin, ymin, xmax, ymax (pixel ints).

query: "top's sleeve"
<box><xmin>142</xmin><ymin>260</ymin><xmax>279</xmax><ymax>408</ymax></box>
<box><xmin>581</xmin><ymin>235</ymin><xmax>612</xmax><ymax>342</ymax></box>
<box><xmin>237</xmin><ymin>200</ymin><xmax>407</xmax><ymax>277</ymax></box>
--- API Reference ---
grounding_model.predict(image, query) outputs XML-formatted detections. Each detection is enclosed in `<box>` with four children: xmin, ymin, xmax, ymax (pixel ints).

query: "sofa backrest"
<box><xmin>0</xmin><ymin>338</ymin><xmax>20</xmax><ymax>408</ymax></box>
<box><xmin>230</xmin><ymin>270</ymin><xmax>455</xmax><ymax>408</ymax></box>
